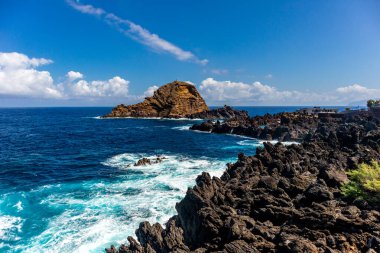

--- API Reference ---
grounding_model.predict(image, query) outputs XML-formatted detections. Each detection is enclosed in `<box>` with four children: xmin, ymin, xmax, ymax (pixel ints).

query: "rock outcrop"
<box><xmin>106</xmin><ymin>114</ymin><xmax>380</xmax><ymax>253</ymax></box>
<box><xmin>103</xmin><ymin>81</ymin><xmax>209</xmax><ymax>118</ymax></box>
<box><xmin>103</xmin><ymin>81</ymin><xmax>247</xmax><ymax>119</ymax></box>
<box><xmin>187</xmin><ymin>105</ymin><xmax>249</xmax><ymax>120</ymax></box>
<box><xmin>134</xmin><ymin>156</ymin><xmax>166</xmax><ymax>167</ymax></box>
<box><xmin>191</xmin><ymin>112</ymin><xmax>324</xmax><ymax>142</ymax></box>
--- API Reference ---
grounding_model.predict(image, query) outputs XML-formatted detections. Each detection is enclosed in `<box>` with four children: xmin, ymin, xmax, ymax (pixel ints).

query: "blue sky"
<box><xmin>0</xmin><ymin>0</ymin><xmax>379</xmax><ymax>106</ymax></box>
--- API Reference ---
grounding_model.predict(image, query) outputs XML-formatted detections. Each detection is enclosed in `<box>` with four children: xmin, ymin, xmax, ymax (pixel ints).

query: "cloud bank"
<box><xmin>1</xmin><ymin>52</ymin><xmax>378</xmax><ymax>106</ymax></box>
<box><xmin>0</xmin><ymin>52</ymin><xmax>59</xmax><ymax>98</ymax></box>
<box><xmin>66</xmin><ymin>0</ymin><xmax>207</xmax><ymax>65</ymax></box>
<box><xmin>0</xmin><ymin>52</ymin><xmax>130</xmax><ymax>100</ymax></box>
<box><xmin>199</xmin><ymin>78</ymin><xmax>380</xmax><ymax>106</ymax></box>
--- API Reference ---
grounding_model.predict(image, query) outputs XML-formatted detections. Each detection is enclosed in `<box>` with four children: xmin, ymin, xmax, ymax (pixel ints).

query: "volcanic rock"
<box><xmin>188</xmin><ymin>105</ymin><xmax>249</xmax><ymax>120</ymax></box>
<box><xmin>134</xmin><ymin>156</ymin><xmax>166</xmax><ymax>166</ymax></box>
<box><xmin>106</xmin><ymin>114</ymin><xmax>380</xmax><ymax>253</ymax></box>
<box><xmin>191</xmin><ymin>112</ymin><xmax>322</xmax><ymax>142</ymax></box>
<box><xmin>103</xmin><ymin>81</ymin><xmax>209</xmax><ymax>118</ymax></box>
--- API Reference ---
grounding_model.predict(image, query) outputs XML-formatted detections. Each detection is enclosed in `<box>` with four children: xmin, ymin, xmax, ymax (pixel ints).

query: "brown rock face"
<box><xmin>103</xmin><ymin>81</ymin><xmax>209</xmax><ymax>118</ymax></box>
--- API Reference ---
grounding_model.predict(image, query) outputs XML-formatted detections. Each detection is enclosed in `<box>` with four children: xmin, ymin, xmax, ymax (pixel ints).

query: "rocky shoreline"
<box><xmin>106</xmin><ymin>112</ymin><xmax>380</xmax><ymax>253</ymax></box>
<box><xmin>190</xmin><ymin>112</ymin><xmax>324</xmax><ymax>142</ymax></box>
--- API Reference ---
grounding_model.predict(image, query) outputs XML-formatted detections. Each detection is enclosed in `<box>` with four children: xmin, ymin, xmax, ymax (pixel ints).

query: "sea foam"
<box><xmin>0</xmin><ymin>215</ymin><xmax>23</xmax><ymax>242</ymax></box>
<box><xmin>15</xmin><ymin>153</ymin><xmax>228</xmax><ymax>253</ymax></box>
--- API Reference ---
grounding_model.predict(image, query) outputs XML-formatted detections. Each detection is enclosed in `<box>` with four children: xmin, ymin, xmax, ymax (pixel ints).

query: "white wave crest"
<box><xmin>260</xmin><ymin>140</ymin><xmax>299</xmax><ymax>145</ymax></box>
<box><xmin>237</xmin><ymin>139</ymin><xmax>299</xmax><ymax>146</ymax></box>
<box><xmin>236</xmin><ymin>140</ymin><xmax>261</xmax><ymax>146</ymax></box>
<box><xmin>0</xmin><ymin>215</ymin><xmax>23</xmax><ymax>242</ymax></box>
<box><xmin>171</xmin><ymin>124</ymin><xmax>192</xmax><ymax>131</ymax></box>
<box><xmin>19</xmin><ymin>153</ymin><xmax>227</xmax><ymax>253</ymax></box>
<box><xmin>98</xmin><ymin>116</ymin><xmax>203</xmax><ymax>121</ymax></box>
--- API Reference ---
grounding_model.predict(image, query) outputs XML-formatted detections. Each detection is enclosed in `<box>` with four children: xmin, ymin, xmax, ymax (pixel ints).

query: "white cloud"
<box><xmin>0</xmin><ymin>52</ymin><xmax>130</xmax><ymax>100</ymax></box>
<box><xmin>66</xmin><ymin>0</ymin><xmax>105</xmax><ymax>15</ymax></box>
<box><xmin>0</xmin><ymin>52</ymin><xmax>53</xmax><ymax>69</ymax></box>
<box><xmin>0</xmin><ymin>52</ymin><xmax>62</xmax><ymax>98</ymax></box>
<box><xmin>335</xmin><ymin>84</ymin><xmax>380</xmax><ymax>104</ymax></box>
<box><xmin>184</xmin><ymin>81</ymin><xmax>195</xmax><ymax>85</ymax></box>
<box><xmin>336</xmin><ymin>84</ymin><xmax>374</xmax><ymax>94</ymax></box>
<box><xmin>199</xmin><ymin>78</ymin><xmax>375</xmax><ymax>106</ymax></box>
<box><xmin>66</xmin><ymin>71</ymin><xmax>83</xmax><ymax>81</ymax></box>
<box><xmin>65</xmin><ymin>76</ymin><xmax>129</xmax><ymax>97</ymax></box>
<box><xmin>200</xmin><ymin>78</ymin><xmax>284</xmax><ymax>101</ymax></box>
<box><xmin>66</xmin><ymin>0</ymin><xmax>207</xmax><ymax>65</ymax></box>
<box><xmin>143</xmin><ymin>85</ymin><xmax>159</xmax><ymax>97</ymax></box>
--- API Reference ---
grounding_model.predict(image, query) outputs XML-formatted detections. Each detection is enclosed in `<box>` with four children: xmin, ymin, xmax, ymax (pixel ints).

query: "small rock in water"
<box><xmin>134</xmin><ymin>156</ymin><xmax>166</xmax><ymax>166</ymax></box>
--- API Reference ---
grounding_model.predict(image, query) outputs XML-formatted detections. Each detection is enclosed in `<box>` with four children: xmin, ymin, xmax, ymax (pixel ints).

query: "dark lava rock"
<box><xmin>134</xmin><ymin>156</ymin><xmax>166</xmax><ymax>167</ymax></box>
<box><xmin>191</xmin><ymin>111</ymin><xmax>321</xmax><ymax>142</ymax></box>
<box><xmin>187</xmin><ymin>105</ymin><xmax>249</xmax><ymax>120</ymax></box>
<box><xmin>134</xmin><ymin>158</ymin><xmax>152</xmax><ymax>166</ymax></box>
<box><xmin>106</xmin><ymin>114</ymin><xmax>380</xmax><ymax>253</ymax></box>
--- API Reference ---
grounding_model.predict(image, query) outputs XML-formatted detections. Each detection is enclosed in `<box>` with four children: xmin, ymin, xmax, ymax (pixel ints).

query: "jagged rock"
<box><xmin>106</xmin><ymin>114</ymin><xmax>380</xmax><ymax>253</ymax></box>
<box><xmin>134</xmin><ymin>156</ymin><xmax>166</xmax><ymax>167</ymax></box>
<box><xmin>103</xmin><ymin>81</ymin><xmax>209</xmax><ymax>118</ymax></box>
<box><xmin>191</xmin><ymin>111</ymin><xmax>320</xmax><ymax>142</ymax></box>
<box><xmin>188</xmin><ymin>105</ymin><xmax>249</xmax><ymax>120</ymax></box>
<box><xmin>134</xmin><ymin>158</ymin><xmax>152</xmax><ymax>166</ymax></box>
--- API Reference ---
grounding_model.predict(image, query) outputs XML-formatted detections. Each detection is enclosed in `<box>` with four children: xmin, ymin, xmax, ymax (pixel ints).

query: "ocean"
<box><xmin>0</xmin><ymin>106</ymin><xmax>330</xmax><ymax>252</ymax></box>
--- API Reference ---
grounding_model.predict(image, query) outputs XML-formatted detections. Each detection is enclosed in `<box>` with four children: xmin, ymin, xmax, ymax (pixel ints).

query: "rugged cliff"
<box><xmin>103</xmin><ymin>81</ymin><xmax>209</xmax><ymax>118</ymax></box>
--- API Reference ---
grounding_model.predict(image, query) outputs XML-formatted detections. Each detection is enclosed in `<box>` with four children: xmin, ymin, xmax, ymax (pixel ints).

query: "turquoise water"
<box><xmin>0</xmin><ymin>106</ymin><xmax>310</xmax><ymax>252</ymax></box>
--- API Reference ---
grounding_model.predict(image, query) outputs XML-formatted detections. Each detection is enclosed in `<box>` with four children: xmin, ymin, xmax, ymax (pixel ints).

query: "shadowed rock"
<box><xmin>106</xmin><ymin>115</ymin><xmax>380</xmax><ymax>252</ymax></box>
<box><xmin>134</xmin><ymin>156</ymin><xmax>166</xmax><ymax>167</ymax></box>
<box><xmin>191</xmin><ymin>112</ymin><xmax>323</xmax><ymax>142</ymax></box>
<box><xmin>187</xmin><ymin>105</ymin><xmax>249</xmax><ymax>120</ymax></box>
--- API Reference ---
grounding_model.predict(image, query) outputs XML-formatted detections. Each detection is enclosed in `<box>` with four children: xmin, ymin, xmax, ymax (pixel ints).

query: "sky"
<box><xmin>0</xmin><ymin>0</ymin><xmax>380</xmax><ymax>107</ymax></box>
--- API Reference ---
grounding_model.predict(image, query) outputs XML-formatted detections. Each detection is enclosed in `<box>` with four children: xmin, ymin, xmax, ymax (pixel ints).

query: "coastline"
<box><xmin>106</xmin><ymin>111</ymin><xmax>380</xmax><ymax>252</ymax></box>
<box><xmin>1</xmin><ymin>107</ymin><xmax>378</xmax><ymax>252</ymax></box>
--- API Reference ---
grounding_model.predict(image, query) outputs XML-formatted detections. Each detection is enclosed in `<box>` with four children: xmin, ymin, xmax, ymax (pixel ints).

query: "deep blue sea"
<box><xmin>0</xmin><ymin>106</ymin><xmax>336</xmax><ymax>252</ymax></box>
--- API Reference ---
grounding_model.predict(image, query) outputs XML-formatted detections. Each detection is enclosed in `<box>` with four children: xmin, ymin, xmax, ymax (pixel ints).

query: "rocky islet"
<box><xmin>103</xmin><ymin>81</ymin><xmax>247</xmax><ymax>120</ymax></box>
